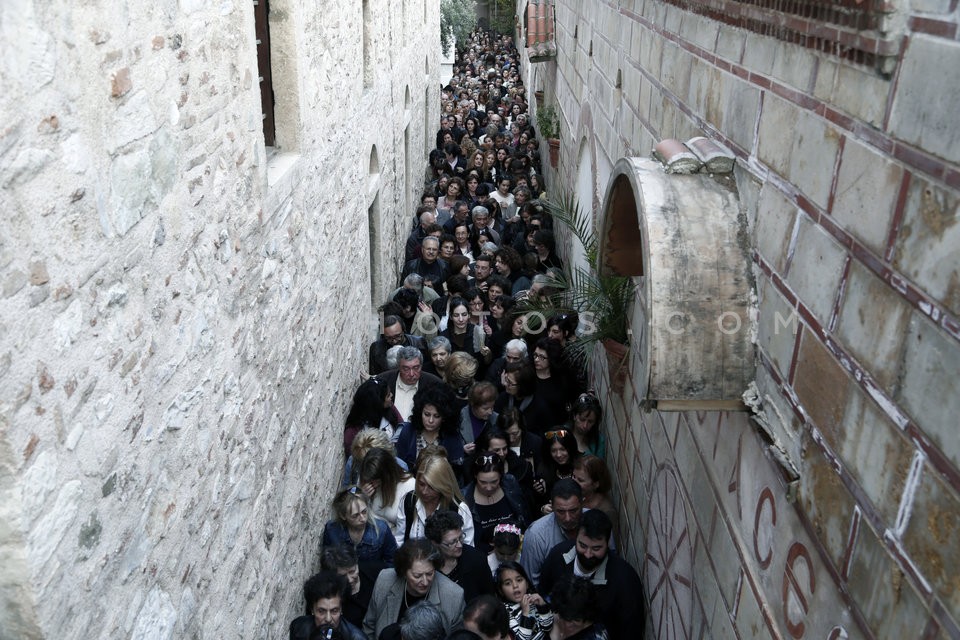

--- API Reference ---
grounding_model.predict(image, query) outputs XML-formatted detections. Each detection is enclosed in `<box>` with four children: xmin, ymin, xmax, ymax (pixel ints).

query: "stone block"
<box><xmin>721</xmin><ymin>76</ymin><xmax>760</xmax><ymax>153</ymax></box>
<box><xmin>911</xmin><ymin>0</ymin><xmax>954</xmax><ymax>12</ymax></box>
<box><xmin>831</xmin><ymin>137</ymin><xmax>903</xmax><ymax>255</ymax></box>
<box><xmin>847</xmin><ymin>520</ymin><xmax>933</xmax><ymax>638</ymax></box>
<box><xmin>757</xmin><ymin>92</ymin><xmax>797</xmax><ymax>175</ymax></box>
<box><xmin>835</xmin><ymin>260</ymin><xmax>912</xmax><ymax>391</ymax></box>
<box><xmin>831</xmin><ymin>63</ymin><xmax>889</xmax><ymax>128</ymax></box>
<box><xmin>681</xmin><ymin>13</ymin><xmax>718</xmax><ymax>53</ymax></box>
<box><xmin>659</xmin><ymin>40</ymin><xmax>692</xmax><ymax>103</ymax></box>
<box><xmin>789</xmin><ymin>110</ymin><xmax>842</xmax><ymax>209</ymax></box>
<box><xmin>797</xmin><ymin>431</ymin><xmax>859</xmax><ymax>566</ymax></box>
<box><xmin>889</xmin><ymin>35</ymin><xmax>960</xmax><ymax>164</ymax></box>
<box><xmin>896</xmin><ymin>311</ymin><xmax>960</xmax><ymax>472</ymax></box>
<box><xmin>891</xmin><ymin>172</ymin><xmax>960</xmax><ymax>316</ymax></box>
<box><xmin>901</xmin><ymin>462</ymin><xmax>960</xmax><ymax>621</ymax></box>
<box><xmin>787</xmin><ymin>214</ymin><xmax>848</xmax><ymax>328</ymax></box>
<box><xmin>714</xmin><ymin>28</ymin><xmax>744</xmax><ymax>63</ymax></box>
<box><xmin>839</xmin><ymin>387</ymin><xmax>914</xmax><ymax>524</ymax></box>
<box><xmin>793</xmin><ymin>327</ymin><xmax>851</xmax><ymax>432</ymax></box>
<box><xmin>755</xmin><ymin>181</ymin><xmax>798</xmax><ymax>273</ymax></box>
<box><xmin>771</xmin><ymin>44</ymin><xmax>816</xmax><ymax>92</ymax></box>
<box><xmin>741</xmin><ymin>33</ymin><xmax>778</xmax><ymax>77</ymax></box>
<box><xmin>757</xmin><ymin>275</ymin><xmax>799</xmax><ymax>380</ymax></box>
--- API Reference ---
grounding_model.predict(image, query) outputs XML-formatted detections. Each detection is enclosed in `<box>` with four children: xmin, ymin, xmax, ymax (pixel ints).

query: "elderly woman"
<box><xmin>423</xmin><ymin>336</ymin><xmax>452</xmax><ymax>379</ymax></box>
<box><xmin>395</xmin><ymin>385</ymin><xmax>464</xmax><ymax>471</ymax></box>
<box><xmin>462</xmin><ymin>451</ymin><xmax>530</xmax><ymax>553</ymax></box>
<box><xmin>394</xmin><ymin>454</ymin><xmax>475</xmax><ymax>547</ymax></box>
<box><xmin>322</xmin><ymin>487</ymin><xmax>397</xmax><ymax>567</ymax></box>
<box><xmin>424</xmin><ymin>510</ymin><xmax>497</xmax><ymax>604</ymax></box>
<box><xmin>363</xmin><ymin>538</ymin><xmax>465</xmax><ymax>640</ymax></box>
<box><xmin>359</xmin><ymin>448</ymin><xmax>417</xmax><ymax>537</ymax></box>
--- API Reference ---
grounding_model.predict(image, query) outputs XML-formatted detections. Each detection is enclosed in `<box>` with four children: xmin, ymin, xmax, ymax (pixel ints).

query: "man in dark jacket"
<box><xmin>537</xmin><ymin>510</ymin><xmax>644</xmax><ymax>640</ymax></box>
<box><xmin>400</xmin><ymin>236</ymin><xmax>449</xmax><ymax>294</ymax></box>
<box><xmin>368</xmin><ymin>315</ymin><xmax>427</xmax><ymax>376</ymax></box>
<box><xmin>289</xmin><ymin>570</ymin><xmax>366</xmax><ymax>640</ymax></box>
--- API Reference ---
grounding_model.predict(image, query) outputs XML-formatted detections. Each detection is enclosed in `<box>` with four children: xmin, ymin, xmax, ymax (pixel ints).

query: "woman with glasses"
<box><xmin>462</xmin><ymin>450</ymin><xmax>531</xmax><ymax>553</ymax></box>
<box><xmin>531</xmin><ymin>337</ymin><xmax>577</xmax><ymax>430</ymax></box>
<box><xmin>424</xmin><ymin>510</ymin><xmax>496</xmax><ymax>604</ymax></box>
<box><xmin>533</xmin><ymin>429</ymin><xmax>580</xmax><ymax>513</ymax></box>
<box><xmin>323</xmin><ymin>486</ymin><xmax>398</xmax><ymax>567</ymax></box>
<box><xmin>394</xmin><ymin>454</ymin><xmax>474</xmax><ymax>547</ymax></box>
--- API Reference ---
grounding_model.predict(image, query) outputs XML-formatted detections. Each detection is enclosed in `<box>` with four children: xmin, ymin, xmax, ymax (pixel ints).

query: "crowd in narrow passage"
<box><xmin>290</xmin><ymin>29</ymin><xmax>645</xmax><ymax>640</ymax></box>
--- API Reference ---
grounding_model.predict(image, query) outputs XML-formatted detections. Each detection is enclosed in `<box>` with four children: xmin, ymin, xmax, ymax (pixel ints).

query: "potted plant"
<box><xmin>524</xmin><ymin>190</ymin><xmax>635</xmax><ymax>391</ymax></box>
<box><xmin>536</xmin><ymin>104</ymin><xmax>561</xmax><ymax>168</ymax></box>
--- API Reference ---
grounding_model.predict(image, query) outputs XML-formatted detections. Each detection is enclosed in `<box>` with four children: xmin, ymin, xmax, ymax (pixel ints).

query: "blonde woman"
<box><xmin>359</xmin><ymin>448</ymin><xmax>417</xmax><ymax>536</ymax></box>
<box><xmin>342</xmin><ymin>428</ymin><xmax>409</xmax><ymax>487</ymax></box>
<box><xmin>322</xmin><ymin>486</ymin><xmax>397</xmax><ymax>566</ymax></box>
<box><xmin>394</xmin><ymin>453</ymin><xmax>475</xmax><ymax>547</ymax></box>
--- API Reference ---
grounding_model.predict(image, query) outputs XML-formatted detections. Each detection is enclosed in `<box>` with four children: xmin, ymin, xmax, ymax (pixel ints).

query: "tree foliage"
<box><xmin>440</xmin><ymin>0</ymin><xmax>478</xmax><ymax>56</ymax></box>
<box><xmin>488</xmin><ymin>0</ymin><xmax>515</xmax><ymax>35</ymax></box>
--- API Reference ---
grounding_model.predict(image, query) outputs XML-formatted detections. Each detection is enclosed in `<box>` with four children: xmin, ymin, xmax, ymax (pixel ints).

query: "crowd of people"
<box><xmin>290</xmin><ymin>30</ymin><xmax>645</xmax><ymax>640</ymax></box>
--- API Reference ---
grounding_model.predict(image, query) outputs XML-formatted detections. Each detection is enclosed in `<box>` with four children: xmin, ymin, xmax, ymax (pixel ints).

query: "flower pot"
<box><xmin>534</xmin><ymin>90</ymin><xmax>544</xmax><ymax>109</ymax></box>
<box><xmin>548</xmin><ymin>137</ymin><xmax>560</xmax><ymax>168</ymax></box>
<box><xmin>602</xmin><ymin>338</ymin><xmax>629</xmax><ymax>395</ymax></box>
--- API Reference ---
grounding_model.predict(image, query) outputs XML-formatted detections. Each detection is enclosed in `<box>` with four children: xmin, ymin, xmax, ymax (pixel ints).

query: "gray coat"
<box><xmin>362</xmin><ymin>567</ymin><xmax>465</xmax><ymax>640</ymax></box>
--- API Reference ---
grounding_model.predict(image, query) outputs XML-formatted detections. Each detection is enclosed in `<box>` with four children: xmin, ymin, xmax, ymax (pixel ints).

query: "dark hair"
<box><xmin>547</xmin><ymin>312</ymin><xmax>579</xmax><ymax>337</ymax></box>
<box><xmin>542</xmin><ymin>429</ymin><xmax>579</xmax><ymax>469</ymax></box>
<box><xmin>320</xmin><ymin>544</ymin><xmax>358</xmax><ymax>572</ymax></box>
<box><xmin>411</xmin><ymin>384</ymin><xmax>459</xmax><ymax>437</ymax></box>
<box><xmin>345</xmin><ymin>378</ymin><xmax>394</xmax><ymax>428</ymax></box>
<box><xmin>503</xmin><ymin>361</ymin><xmax>536</xmax><ymax>397</ymax></box>
<box><xmin>464</xmin><ymin>595</ymin><xmax>510</xmax><ymax>638</ymax></box>
<box><xmin>495</xmin><ymin>246</ymin><xmax>522</xmax><ymax>272</ymax></box>
<box><xmin>549</xmin><ymin>576</ymin><xmax>600</xmax><ymax>623</ymax></box>
<box><xmin>449</xmin><ymin>296</ymin><xmax>470</xmax><ymax>316</ymax></box>
<box><xmin>471</xmin><ymin>450</ymin><xmax>505</xmax><ymax>478</ymax></box>
<box><xmin>303</xmin><ymin>571</ymin><xmax>348</xmax><ymax>614</ymax></box>
<box><xmin>485</xmin><ymin>275</ymin><xmax>512</xmax><ymax>295</ymax></box>
<box><xmin>533</xmin><ymin>337</ymin><xmax>564</xmax><ymax>372</ymax></box>
<box><xmin>579</xmin><ymin>508</ymin><xmax>613</xmax><ymax>542</ymax></box>
<box><xmin>444</xmin><ymin>631</ymin><xmax>483</xmax><ymax>640</ymax></box>
<box><xmin>449</xmin><ymin>255</ymin><xmax>471</xmax><ymax>275</ymax></box>
<box><xmin>446</xmin><ymin>274</ymin><xmax>471</xmax><ymax>297</ymax></box>
<box><xmin>393</xmin><ymin>288</ymin><xmax>419</xmax><ymax>311</ymax></box>
<box><xmin>394</xmin><ymin>538</ymin><xmax>442</xmax><ymax>576</ymax></box>
<box><xmin>550</xmin><ymin>477</ymin><xmax>583</xmax><ymax>502</ymax></box>
<box><xmin>492</xmin><ymin>522</ymin><xmax>522</xmax><ymax>553</ymax></box>
<box><xmin>494</xmin><ymin>408</ymin><xmax>525</xmax><ymax>434</ymax></box>
<box><xmin>423</xmin><ymin>509</ymin><xmax>465</xmax><ymax>544</ymax></box>
<box><xmin>532</xmin><ymin>229</ymin><xmax>555</xmax><ymax>253</ymax></box>
<box><xmin>440</xmin><ymin>233</ymin><xmax>456</xmax><ymax>248</ymax></box>
<box><xmin>474</xmin><ymin>253</ymin><xmax>494</xmax><ymax>268</ymax></box>
<box><xmin>494</xmin><ymin>560</ymin><xmax>535</xmax><ymax>601</ymax></box>
<box><xmin>571</xmin><ymin>392</ymin><xmax>603</xmax><ymax>450</ymax></box>
<box><xmin>475</xmin><ymin>427</ymin><xmax>510</xmax><ymax>453</ymax></box>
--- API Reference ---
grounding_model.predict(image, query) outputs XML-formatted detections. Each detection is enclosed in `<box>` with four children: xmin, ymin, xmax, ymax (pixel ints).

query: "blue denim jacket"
<box><xmin>321</xmin><ymin>519</ymin><xmax>397</xmax><ymax>566</ymax></box>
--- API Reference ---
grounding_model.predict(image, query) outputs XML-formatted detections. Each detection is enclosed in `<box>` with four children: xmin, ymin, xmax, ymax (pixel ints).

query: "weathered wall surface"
<box><xmin>519</xmin><ymin>0</ymin><xmax>959</xmax><ymax>637</ymax></box>
<box><xmin>0</xmin><ymin>0</ymin><xmax>439</xmax><ymax>638</ymax></box>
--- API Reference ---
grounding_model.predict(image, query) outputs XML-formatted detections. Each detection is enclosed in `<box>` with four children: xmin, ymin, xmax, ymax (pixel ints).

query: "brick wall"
<box><xmin>0</xmin><ymin>1</ymin><xmax>439</xmax><ymax>637</ymax></box>
<box><xmin>519</xmin><ymin>0</ymin><xmax>960</xmax><ymax>637</ymax></box>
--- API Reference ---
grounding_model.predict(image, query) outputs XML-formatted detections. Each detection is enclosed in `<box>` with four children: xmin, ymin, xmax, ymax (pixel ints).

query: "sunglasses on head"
<box><xmin>544</xmin><ymin>429</ymin><xmax>569</xmax><ymax>440</ymax></box>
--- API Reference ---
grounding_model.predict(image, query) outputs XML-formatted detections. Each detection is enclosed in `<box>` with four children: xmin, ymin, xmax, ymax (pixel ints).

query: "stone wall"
<box><xmin>518</xmin><ymin>0</ymin><xmax>959</xmax><ymax>637</ymax></box>
<box><xmin>0</xmin><ymin>0</ymin><xmax>439</xmax><ymax>638</ymax></box>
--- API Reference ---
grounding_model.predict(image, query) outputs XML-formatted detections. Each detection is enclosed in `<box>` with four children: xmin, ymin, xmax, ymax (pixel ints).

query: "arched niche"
<box><xmin>597</xmin><ymin>157</ymin><xmax>754</xmax><ymax>409</ymax></box>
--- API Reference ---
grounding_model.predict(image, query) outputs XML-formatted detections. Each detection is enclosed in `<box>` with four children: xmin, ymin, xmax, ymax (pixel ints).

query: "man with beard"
<box><xmin>518</xmin><ymin>479</ymin><xmax>583</xmax><ymax>586</ymax></box>
<box><xmin>536</xmin><ymin>510</ymin><xmax>644</xmax><ymax>640</ymax></box>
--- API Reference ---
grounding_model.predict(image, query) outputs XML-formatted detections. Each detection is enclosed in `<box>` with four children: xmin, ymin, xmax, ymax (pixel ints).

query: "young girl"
<box><xmin>496</xmin><ymin>560</ymin><xmax>553</xmax><ymax>640</ymax></box>
<box><xmin>486</xmin><ymin>522</ymin><xmax>523</xmax><ymax>575</ymax></box>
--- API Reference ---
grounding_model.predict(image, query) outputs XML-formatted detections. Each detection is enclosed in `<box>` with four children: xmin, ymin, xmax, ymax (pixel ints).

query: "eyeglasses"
<box><xmin>532</xmin><ymin>352</ymin><xmax>547</xmax><ymax>360</ymax></box>
<box><xmin>545</xmin><ymin>429</ymin><xmax>569</xmax><ymax>440</ymax></box>
<box><xmin>440</xmin><ymin>533</ymin><xmax>466</xmax><ymax>549</ymax></box>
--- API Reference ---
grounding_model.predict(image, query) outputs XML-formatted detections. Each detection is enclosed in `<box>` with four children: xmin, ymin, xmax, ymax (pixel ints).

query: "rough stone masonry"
<box><xmin>0</xmin><ymin>0</ymin><xmax>439</xmax><ymax>637</ymax></box>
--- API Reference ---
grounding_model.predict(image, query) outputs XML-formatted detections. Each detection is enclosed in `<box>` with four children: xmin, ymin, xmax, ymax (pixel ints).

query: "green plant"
<box><xmin>526</xmin><ymin>190</ymin><xmax>636</xmax><ymax>368</ymax></box>
<box><xmin>440</xmin><ymin>0</ymin><xmax>477</xmax><ymax>56</ymax></box>
<box><xmin>488</xmin><ymin>0</ymin><xmax>515</xmax><ymax>35</ymax></box>
<box><xmin>536</xmin><ymin>104</ymin><xmax>560</xmax><ymax>140</ymax></box>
